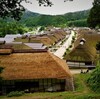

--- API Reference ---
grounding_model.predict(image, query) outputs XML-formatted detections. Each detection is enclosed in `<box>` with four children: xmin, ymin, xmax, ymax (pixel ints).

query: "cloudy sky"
<box><xmin>21</xmin><ymin>0</ymin><xmax>94</xmax><ymax>15</ymax></box>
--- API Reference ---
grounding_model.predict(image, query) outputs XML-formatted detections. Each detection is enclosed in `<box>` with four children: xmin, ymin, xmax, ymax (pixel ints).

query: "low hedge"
<box><xmin>7</xmin><ymin>91</ymin><xmax>24</xmax><ymax>97</ymax></box>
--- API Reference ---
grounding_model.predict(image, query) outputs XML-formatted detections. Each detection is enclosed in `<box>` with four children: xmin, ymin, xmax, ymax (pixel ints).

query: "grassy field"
<box><xmin>0</xmin><ymin>74</ymin><xmax>100</xmax><ymax>99</ymax></box>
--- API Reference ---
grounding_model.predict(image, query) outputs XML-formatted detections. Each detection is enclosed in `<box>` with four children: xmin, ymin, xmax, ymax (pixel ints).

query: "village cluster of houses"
<box><xmin>66</xmin><ymin>29</ymin><xmax>100</xmax><ymax>69</ymax></box>
<box><xmin>0</xmin><ymin>29</ymin><xmax>74</xmax><ymax>95</ymax></box>
<box><xmin>0</xmin><ymin>28</ymin><xmax>100</xmax><ymax>95</ymax></box>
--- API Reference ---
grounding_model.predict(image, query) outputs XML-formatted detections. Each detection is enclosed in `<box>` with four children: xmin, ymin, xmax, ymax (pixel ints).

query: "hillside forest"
<box><xmin>0</xmin><ymin>10</ymin><xmax>89</xmax><ymax>37</ymax></box>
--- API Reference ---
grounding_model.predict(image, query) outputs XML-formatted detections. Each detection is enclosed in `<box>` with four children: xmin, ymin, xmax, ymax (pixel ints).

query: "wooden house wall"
<box><xmin>1</xmin><ymin>78</ymin><xmax>73</xmax><ymax>94</ymax></box>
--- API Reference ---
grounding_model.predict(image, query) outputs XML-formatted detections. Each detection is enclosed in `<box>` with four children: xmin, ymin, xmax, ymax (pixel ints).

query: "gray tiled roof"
<box><xmin>4</xmin><ymin>34</ymin><xmax>22</xmax><ymax>43</ymax></box>
<box><xmin>24</xmin><ymin>43</ymin><xmax>47</xmax><ymax>49</ymax></box>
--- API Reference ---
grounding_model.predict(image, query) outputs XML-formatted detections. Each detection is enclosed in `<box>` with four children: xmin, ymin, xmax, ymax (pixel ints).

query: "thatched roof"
<box><xmin>0</xmin><ymin>43</ymin><xmax>32</xmax><ymax>50</ymax></box>
<box><xmin>14</xmin><ymin>30</ymin><xmax>66</xmax><ymax>46</ymax></box>
<box><xmin>39</xmin><ymin>36</ymin><xmax>54</xmax><ymax>46</ymax></box>
<box><xmin>0</xmin><ymin>49</ymin><xmax>12</xmax><ymax>54</ymax></box>
<box><xmin>0</xmin><ymin>52</ymin><xmax>72</xmax><ymax>80</ymax></box>
<box><xmin>65</xmin><ymin>29</ymin><xmax>97</xmax><ymax>62</ymax></box>
<box><xmin>66</xmin><ymin>41</ymin><xmax>96</xmax><ymax>62</ymax></box>
<box><xmin>47</xmin><ymin>35</ymin><xmax>58</xmax><ymax>43</ymax></box>
<box><xmin>14</xmin><ymin>37</ymin><xmax>29</xmax><ymax>43</ymax></box>
<box><xmin>75</xmin><ymin>29</ymin><xmax>100</xmax><ymax>48</ymax></box>
<box><xmin>53</xmin><ymin>33</ymin><xmax>61</xmax><ymax>41</ymax></box>
<box><xmin>84</xmin><ymin>33</ymin><xmax>100</xmax><ymax>47</ymax></box>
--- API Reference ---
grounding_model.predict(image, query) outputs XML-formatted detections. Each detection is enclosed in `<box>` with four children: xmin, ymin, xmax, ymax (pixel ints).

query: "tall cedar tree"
<box><xmin>87</xmin><ymin>0</ymin><xmax>100</xmax><ymax>28</ymax></box>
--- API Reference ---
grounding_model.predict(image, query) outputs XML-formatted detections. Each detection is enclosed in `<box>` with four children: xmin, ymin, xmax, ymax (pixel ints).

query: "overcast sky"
<box><xmin>21</xmin><ymin>0</ymin><xmax>94</xmax><ymax>15</ymax></box>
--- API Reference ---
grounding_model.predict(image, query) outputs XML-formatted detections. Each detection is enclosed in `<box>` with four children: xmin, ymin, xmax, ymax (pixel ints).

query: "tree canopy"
<box><xmin>87</xmin><ymin>62</ymin><xmax>100</xmax><ymax>92</ymax></box>
<box><xmin>20</xmin><ymin>10</ymin><xmax>88</xmax><ymax>27</ymax></box>
<box><xmin>0</xmin><ymin>0</ymin><xmax>25</xmax><ymax>20</ymax></box>
<box><xmin>37</xmin><ymin>0</ymin><xmax>53</xmax><ymax>6</ymax></box>
<box><xmin>0</xmin><ymin>0</ymin><xmax>51</xmax><ymax>20</ymax></box>
<box><xmin>87</xmin><ymin>0</ymin><xmax>100</xmax><ymax>28</ymax></box>
<box><xmin>0</xmin><ymin>20</ymin><xmax>27</xmax><ymax>37</ymax></box>
<box><xmin>0</xmin><ymin>0</ymin><xmax>73</xmax><ymax>20</ymax></box>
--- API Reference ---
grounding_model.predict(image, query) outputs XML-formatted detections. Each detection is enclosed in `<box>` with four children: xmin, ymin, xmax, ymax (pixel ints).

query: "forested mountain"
<box><xmin>19</xmin><ymin>9</ymin><xmax>90</xmax><ymax>27</ymax></box>
<box><xmin>0</xmin><ymin>9</ymin><xmax>90</xmax><ymax>37</ymax></box>
<box><xmin>21</xmin><ymin>10</ymin><xmax>40</xmax><ymax>19</ymax></box>
<box><xmin>64</xmin><ymin>10</ymin><xmax>89</xmax><ymax>21</ymax></box>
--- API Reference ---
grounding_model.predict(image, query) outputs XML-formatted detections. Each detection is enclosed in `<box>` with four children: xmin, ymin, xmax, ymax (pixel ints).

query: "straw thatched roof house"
<box><xmin>14</xmin><ymin>29</ymin><xmax>67</xmax><ymax>47</ymax></box>
<box><xmin>65</xmin><ymin>37</ymin><xmax>96</xmax><ymax>69</ymax></box>
<box><xmin>0</xmin><ymin>43</ymin><xmax>31</xmax><ymax>50</ymax></box>
<box><xmin>0</xmin><ymin>42</ymin><xmax>47</xmax><ymax>51</ymax></box>
<box><xmin>38</xmin><ymin>36</ymin><xmax>54</xmax><ymax>46</ymax></box>
<box><xmin>76</xmin><ymin>29</ymin><xmax>100</xmax><ymax>47</ymax></box>
<box><xmin>66</xmin><ymin>42</ymin><xmax>96</xmax><ymax>62</ymax></box>
<box><xmin>0</xmin><ymin>49</ymin><xmax>73</xmax><ymax>94</ymax></box>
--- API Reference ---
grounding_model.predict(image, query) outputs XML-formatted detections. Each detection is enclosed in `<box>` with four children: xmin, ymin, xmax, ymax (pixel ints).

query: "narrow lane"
<box><xmin>54</xmin><ymin>30</ymin><xmax>75</xmax><ymax>59</ymax></box>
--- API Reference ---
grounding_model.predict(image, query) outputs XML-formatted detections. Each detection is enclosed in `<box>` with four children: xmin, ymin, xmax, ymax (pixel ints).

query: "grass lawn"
<box><xmin>0</xmin><ymin>74</ymin><xmax>100</xmax><ymax>99</ymax></box>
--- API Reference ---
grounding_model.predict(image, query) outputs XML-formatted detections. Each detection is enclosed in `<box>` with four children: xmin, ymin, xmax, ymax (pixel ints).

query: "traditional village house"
<box><xmin>14</xmin><ymin>29</ymin><xmax>67</xmax><ymax>47</ymax></box>
<box><xmin>66</xmin><ymin>37</ymin><xmax>96</xmax><ymax>69</ymax></box>
<box><xmin>0</xmin><ymin>43</ymin><xmax>73</xmax><ymax>95</ymax></box>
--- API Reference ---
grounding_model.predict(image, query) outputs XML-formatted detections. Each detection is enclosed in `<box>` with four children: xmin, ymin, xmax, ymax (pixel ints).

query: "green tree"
<box><xmin>37</xmin><ymin>15</ymin><xmax>53</xmax><ymax>26</ymax></box>
<box><xmin>37</xmin><ymin>0</ymin><xmax>53</xmax><ymax>6</ymax></box>
<box><xmin>0</xmin><ymin>0</ymin><xmax>73</xmax><ymax>20</ymax></box>
<box><xmin>87</xmin><ymin>0</ymin><xmax>100</xmax><ymax>28</ymax></box>
<box><xmin>52</xmin><ymin>16</ymin><xmax>66</xmax><ymax>26</ymax></box>
<box><xmin>68</xmin><ymin>19</ymin><xmax>88</xmax><ymax>27</ymax></box>
<box><xmin>87</xmin><ymin>63</ymin><xmax>100</xmax><ymax>92</ymax></box>
<box><xmin>0</xmin><ymin>20</ymin><xmax>26</xmax><ymax>37</ymax></box>
<box><xmin>39</xmin><ymin>26</ymin><xmax>45</xmax><ymax>32</ymax></box>
<box><xmin>0</xmin><ymin>0</ymin><xmax>25</xmax><ymax>20</ymax></box>
<box><xmin>0</xmin><ymin>0</ymin><xmax>52</xmax><ymax>20</ymax></box>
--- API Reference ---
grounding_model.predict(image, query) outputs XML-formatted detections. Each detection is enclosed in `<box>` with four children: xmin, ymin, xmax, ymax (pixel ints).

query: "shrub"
<box><xmin>69</xmin><ymin>45</ymin><xmax>72</xmax><ymax>48</ymax></box>
<box><xmin>7</xmin><ymin>91</ymin><xmax>24</xmax><ymax>97</ymax></box>
<box><xmin>72</xmin><ymin>36</ymin><xmax>75</xmax><ymax>40</ymax></box>
<box><xmin>87</xmin><ymin>63</ymin><xmax>100</xmax><ymax>92</ymax></box>
<box><xmin>71</xmin><ymin>40</ymin><xmax>74</xmax><ymax>44</ymax></box>
<box><xmin>64</xmin><ymin>52</ymin><xmax>66</xmax><ymax>56</ymax></box>
<box><xmin>61</xmin><ymin>41</ymin><xmax>64</xmax><ymax>45</ymax></box>
<box><xmin>66</xmin><ymin>48</ymin><xmax>69</xmax><ymax>51</ymax></box>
